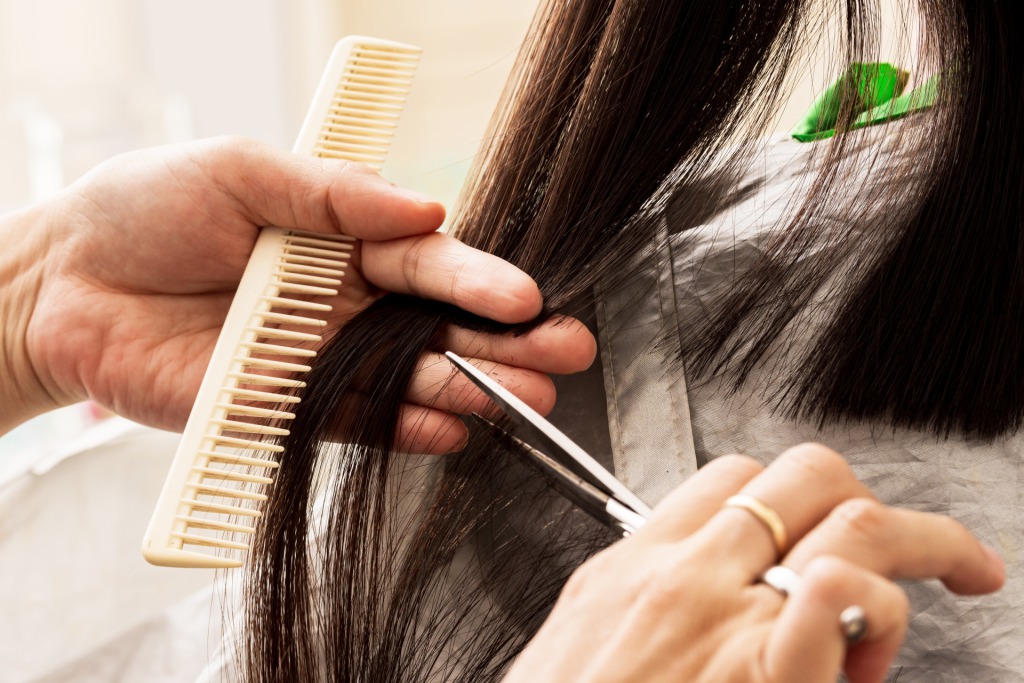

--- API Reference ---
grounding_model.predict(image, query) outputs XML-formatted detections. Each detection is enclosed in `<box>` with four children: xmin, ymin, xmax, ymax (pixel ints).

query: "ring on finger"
<box><xmin>839</xmin><ymin>605</ymin><xmax>868</xmax><ymax>644</ymax></box>
<box><xmin>761</xmin><ymin>565</ymin><xmax>802</xmax><ymax>596</ymax></box>
<box><xmin>758</xmin><ymin>565</ymin><xmax>870</xmax><ymax>645</ymax></box>
<box><xmin>723</xmin><ymin>494</ymin><xmax>788</xmax><ymax>558</ymax></box>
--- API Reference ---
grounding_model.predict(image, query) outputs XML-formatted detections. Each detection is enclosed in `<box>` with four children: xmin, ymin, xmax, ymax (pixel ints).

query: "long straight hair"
<box><xmin>682</xmin><ymin>0</ymin><xmax>1024</xmax><ymax>439</ymax></box>
<box><xmin>238</xmin><ymin>1</ymin><xmax>1022</xmax><ymax>680</ymax></box>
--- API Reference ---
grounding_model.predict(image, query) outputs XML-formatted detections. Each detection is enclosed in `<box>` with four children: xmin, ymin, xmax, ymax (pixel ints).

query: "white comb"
<box><xmin>142</xmin><ymin>36</ymin><xmax>421</xmax><ymax>568</ymax></box>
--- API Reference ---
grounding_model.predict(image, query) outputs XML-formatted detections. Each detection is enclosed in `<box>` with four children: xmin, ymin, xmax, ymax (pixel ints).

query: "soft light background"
<box><xmin>0</xmin><ymin>1</ymin><xmax>915</xmax><ymax>681</ymax></box>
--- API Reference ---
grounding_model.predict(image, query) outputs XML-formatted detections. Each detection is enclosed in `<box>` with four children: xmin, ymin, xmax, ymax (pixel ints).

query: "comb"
<box><xmin>142</xmin><ymin>36</ymin><xmax>421</xmax><ymax>568</ymax></box>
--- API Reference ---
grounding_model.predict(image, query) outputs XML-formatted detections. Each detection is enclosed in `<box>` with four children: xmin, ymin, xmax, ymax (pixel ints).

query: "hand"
<box><xmin>0</xmin><ymin>138</ymin><xmax>596</xmax><ymax>447</ymax></box>
<box><xmin>506</xmin><ymin>444</ymin><xmax>1005</xmax><ymax>683</ymax></box>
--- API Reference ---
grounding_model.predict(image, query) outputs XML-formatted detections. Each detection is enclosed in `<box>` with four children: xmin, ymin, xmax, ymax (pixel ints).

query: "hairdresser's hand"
<box><xmin>507</xmin><ymin>444</ymin><xmax>1005</xmax><ymax>683</ymax></box>
<box><xmin>0</xmin><ymin>138</ymin><xmax>596</xmax><ymax>439</ymax></box>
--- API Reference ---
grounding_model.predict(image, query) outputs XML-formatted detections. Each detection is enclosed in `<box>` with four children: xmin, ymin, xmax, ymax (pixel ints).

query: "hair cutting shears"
<box><xmin>446</xmin><ymin>353</ymin><xmax>870</xmax><ymax>643</ymax></box>
<box><xmin>444</xmin><ymin>351</ymin><xmax>653</xmax><ymax>537</ymax></box>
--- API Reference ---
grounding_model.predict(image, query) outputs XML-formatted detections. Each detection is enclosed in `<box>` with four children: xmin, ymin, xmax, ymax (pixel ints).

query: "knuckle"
<box><xmin>562</xmin><ymin>548</ymin><xmax>617</xmax><ymax>601</ymax></box>
<box><xmin>190</xmin><ymin>137</ymin><xmax>269</xmax><ymax>187</ymax></box>
<box><xmin>487</xmin><ymin>333</ymin><xmax>517</xmax><ymax>366</ymax></box>
<box><xmin>525</xmin><ymin>372</ymin><xmax>557</xmax><ymax>415</ymax></box>
<box><xmin>447</xmin><ymin>258</ymin><xmax>472</xmax><ymax>304</ymax></box>
<box><xmin>564</xmin><ymin>541</ymin><xmax>662</xmax><ymax>607</ymax></box>
<box><xmin>440</xmin><ymin>240</ymin><xmax>485</xmax><ymax>304</ymax></box>
<box><xmin>635</xmin><ymin>565</ymin><xmax>687</xmax><ymax>611</ymax></box>
<box><xmin>456</xmin><ymin>328</ymin><xmax>502</xmax><ymax>366</ymax></box>
<box><xmin>934</xmin><ymin>513</ymin><xmax>971</xmax><ymax>542</ymax></box>
<box><xmin>205</xmin><ymin>135</ymin><xmax>264</xmax><ymax>161</ymax></box>
<box><xmin>802</xmin><ymin>555</ymin><xmax>911</xmax><ymax>631</ymax></box>
<box><xmin>709</xmin><ymin>453</ymin><xmax>764</xmax><ymax>479</ymax></box>
<box><xmin>332</xmin><ymin>159</ymin><xmax>377</xmax><ymax>177</ymax></box>
<box><xmin>776</xmin><ymin>442</ymin><xmax>851</xmax><ymax>485</ymax></box>
<box><xmin>801</xmin><ymin>554</ymin><xmax>857</xmax><ymax>594</ymax></box>
<box><xmin>638</xmin><ymin>546</ymin><xmax>708</xmax><ymax>608</ymax></box>
<box><xmin>828</xmin><ymin>497</ymin><xmax>890</xmax><ymax>539</ymax></box>
<box><xmin>401</xmin><ymin>238</ymin><xmax>429</xmax><ymax>296</ymax></box>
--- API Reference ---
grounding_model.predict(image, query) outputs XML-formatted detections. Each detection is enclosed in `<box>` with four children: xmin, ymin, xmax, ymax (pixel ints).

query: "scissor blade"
<box><xmin>445</xmin><ymin>351</ymin><xmax>653</xmax><ymax>517</ymax></box>
<box><xmin>469</xmin><ymin>414</ymin><xmax>633</xmax><ymax>532</ymax></box>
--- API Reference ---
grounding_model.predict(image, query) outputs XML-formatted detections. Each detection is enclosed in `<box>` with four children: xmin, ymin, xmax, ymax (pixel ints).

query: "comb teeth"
<box><xmin>310</xmin><ymin>42</ymin><xmax>420</xmax><ymax>169</ymax></box>
<box><xmin>141</xmin><ymin>231</ymin><xmax>351</xmax><ymax>568</ymax></box>
<box><xmin>143</xmin><ymin>36</ymin><xmax>420</xmax><ymax>570</ymax></box>
<box><xmin>154</xmin><ymin>231</ymin><xmax>348</xmax><ymax>565</ymax></box>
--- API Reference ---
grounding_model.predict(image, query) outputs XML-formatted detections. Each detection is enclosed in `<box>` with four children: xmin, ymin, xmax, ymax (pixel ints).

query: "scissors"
<box><xmin>444</xmin><ymin>351</ymin><xmax>652</xmax><ymax>536</ymax></box>
<box><xmin>446</xmin><ymin>353</ymin><xmax>869</xmax><ymax>643</ymax></box>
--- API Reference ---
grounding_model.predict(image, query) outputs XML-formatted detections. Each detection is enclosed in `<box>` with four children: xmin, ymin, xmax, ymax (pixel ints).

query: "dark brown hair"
<box><xmin>237</xmin><ymin>1</ymin><xmax>1022</xmax><ymax>680</ymax></box>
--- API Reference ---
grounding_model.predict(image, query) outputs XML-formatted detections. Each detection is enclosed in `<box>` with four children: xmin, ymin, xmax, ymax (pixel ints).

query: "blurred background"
<box><xmin>0</xmin><ymin>0</ymin><xmax>545</xmax><ymax>215</ymax></box>
<box><xmin>0</xmin><ymin>1</ymin><xmax>914</xmax><ymax>681</ymax></box>
<box><xmin>0</xmin><ymin>0</ymin><xmax>545</xmax><ymax>517</ymax></box>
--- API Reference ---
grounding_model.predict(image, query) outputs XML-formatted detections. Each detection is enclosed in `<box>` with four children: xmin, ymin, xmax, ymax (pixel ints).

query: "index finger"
<box><xmin>784</xmin><ymin>502</ymin><xmax>1006</xmax><ymax>595</ymax></box>
<box><xmin>218</xmin><ymin>142</ymin><xmax>446</xmax><ymax>240</ymax></box>
<box><xmin>361</xmin><ymin>232</ymin><xmax>543</xmax><ymax>323</ymax></box>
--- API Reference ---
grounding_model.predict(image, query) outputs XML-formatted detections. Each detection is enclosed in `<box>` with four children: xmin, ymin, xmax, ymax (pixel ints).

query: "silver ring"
<box><xmin>840</xmin><ymin>605</ymin><xmax>868</xmax><ymax>644</ymax></box>
<box><xmin>760</xmin><ymin>566</ymin><xmax>868</xmax><ymax>645</ymax></box>
<box><xmin>760</xmin><ymin>565</ymin><xmax>802</xmax><ymax>596</ymax></box>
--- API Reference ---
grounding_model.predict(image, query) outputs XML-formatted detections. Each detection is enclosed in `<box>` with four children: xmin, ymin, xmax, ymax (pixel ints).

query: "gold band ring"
<box><xmin>723</xmin><ymin>494</ymin><xmax>788</xmax><ymax>557</ymax></box>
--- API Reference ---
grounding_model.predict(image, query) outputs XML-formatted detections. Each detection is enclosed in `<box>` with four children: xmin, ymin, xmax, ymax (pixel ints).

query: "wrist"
<box><xmin>0</xmin><ymin>204</ymin><xmax>63</xmax><ymax>434</ymax></box>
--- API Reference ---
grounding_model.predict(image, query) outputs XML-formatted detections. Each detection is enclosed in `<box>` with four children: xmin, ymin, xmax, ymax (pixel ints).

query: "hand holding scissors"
<box><xmin>446</xmin><ymin>352</ymin><xmax>1004</xmax><ymax>683</ymax></box>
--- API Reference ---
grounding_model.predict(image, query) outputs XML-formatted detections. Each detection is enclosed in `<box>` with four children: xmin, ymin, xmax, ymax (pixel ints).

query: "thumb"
<box><xmin>202</xmin><ymin>137</ymin><xmax>446</xmax><ymax>241</ymax></box>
